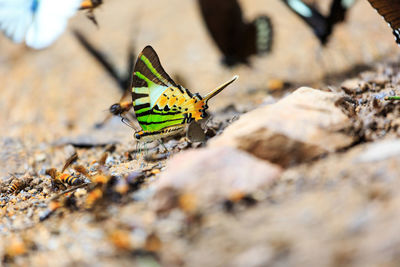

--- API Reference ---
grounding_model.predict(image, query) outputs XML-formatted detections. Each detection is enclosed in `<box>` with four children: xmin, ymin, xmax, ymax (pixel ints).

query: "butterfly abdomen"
<box><xmin>135</xmin><ymin>125</ymin><xmax>186</xmax><ymax>142</ymax></box>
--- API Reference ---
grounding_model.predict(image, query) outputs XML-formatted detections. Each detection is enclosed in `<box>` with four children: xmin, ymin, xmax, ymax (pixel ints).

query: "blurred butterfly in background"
<box><xmin>0</xmin><ymin>0</ymin><xmax>101</xmax><ymax>49</ymax></box>
<box><xmin>366</xmin><ymin>0</ymin><xmax>400</xmax><ymax>45</ymax></box>
<box><xmin>282</xmin><ymin>0</ymin><xmax>355</xmax><ymax>45</ymax></box>
<box><xmin>80</xmin><ymin>0</ymin><xmax>103</xmax><ymax>26</ymax></box>
<box><xmin>73</xmin><ymin>29</ymin><xmax>136</xmax><ymax>128</ymax></box>
<box><xmin>74</xmin><ymin>29</ymin><xmax>134</xmax><ymax>94</ymax></box>
<box><xmin>131</xmin><ymin>46</ymin><xmax>238</xmax><ymax>143</ymax></box>
<box><xmin>197</xmin><ymin>0</ymin><xmax>273</xmax><ymax>67</ymax></box>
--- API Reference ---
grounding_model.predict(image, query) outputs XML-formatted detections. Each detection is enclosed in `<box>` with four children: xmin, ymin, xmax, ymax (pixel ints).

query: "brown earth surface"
<box><xmin>1</xmin><ymin>0</ymin><xmax>400</xmax><ymax>266</ymax></box>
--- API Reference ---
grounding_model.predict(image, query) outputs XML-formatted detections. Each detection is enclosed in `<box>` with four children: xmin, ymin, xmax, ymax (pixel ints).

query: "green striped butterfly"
<box><xmin>131</xmin><ymin>46</ymin><xmax>238</xmax><ymax>143</ymax></box>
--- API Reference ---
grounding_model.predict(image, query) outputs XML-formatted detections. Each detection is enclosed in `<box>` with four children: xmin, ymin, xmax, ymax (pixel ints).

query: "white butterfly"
<box><xmin>0</xmin><ymin>0</ymin><xmax>82</xmax><ymax>49</ymax></box>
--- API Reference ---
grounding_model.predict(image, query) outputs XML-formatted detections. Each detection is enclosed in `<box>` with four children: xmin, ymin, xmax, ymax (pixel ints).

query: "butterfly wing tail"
<box><xmin>203</xmin><ymin>75</ymin><xmax>238</xmax><ymax>104</ymax></box>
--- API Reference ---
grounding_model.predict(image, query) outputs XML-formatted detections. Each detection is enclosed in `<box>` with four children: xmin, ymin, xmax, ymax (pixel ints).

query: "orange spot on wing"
<box><xmin>191</xmin><ymin>111</ymin><xmax>202</xmax><ymax>120</ymax></box>
<box><xmin>158</xmin><ymin>96</ymin><xmax>168</xmax><ymax>107</ymax></box>
<box><xmin>168</xmin><ymin>97</ymin><xmax>177</xmax><ymax>106</ymax></box>
<box><xmin>190</xmin><ymin>100</ymin><xmax>206</xmax><ymax>120</ymax></box>
<box><xmin>177</xmin><ymin>97</ymin><xmax>185</xmax><ymax>106</ymax></box>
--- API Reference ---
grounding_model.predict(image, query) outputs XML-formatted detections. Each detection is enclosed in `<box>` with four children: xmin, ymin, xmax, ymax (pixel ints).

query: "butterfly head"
<box><xmin>134</xmin><ymin>131</ymin><xmax>143</xmax><ymax>141</ymax></box>
<box><xmin>133</xmin><ymin>130</ymin><xmax>157</xmax><ymax>143</ymax></box>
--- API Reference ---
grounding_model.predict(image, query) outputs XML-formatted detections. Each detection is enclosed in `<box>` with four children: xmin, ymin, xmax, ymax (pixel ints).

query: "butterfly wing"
<box><xmin>25</xmin><ymin>0</ymin><xmax>81</xmax><ymax>49</ymax></box>
<box><xmin>242</xmin><ymin>16</ymin><xmax>273</xmax><ymax>59</ymax></box>
<box><xmin>284</xmin><ymin>0</ymin><xmax>354</xmax><ymax>45</ymax></box>
<box><xmin>0</xmin><ymin>0</ymin><xmax>34</xmax><ymax>43</ymax></box>
<box><xmin>132</xmin><ymin>46</ymin><xmax>199</xmax><ymax>133</ymax></box>
<box><xmin>283</xmin><ymin>0</ymin><xmax>331</xmax><ymax>44</ymax></box>
<box><xmin>198</xmin><ymin>0</ymin><xmax>243</xmax><ymax>58</ymax></box>
<box><xmin>367</xmin><ymin>0</ymin><xmax>400</xmax><ymax>44</ymax></box>
<box><xmin>327</xmin><ymin>0</ymin><xmax>353</xmax><ymax>26</ymax></box>
<box><xmin>198</xmin><ymin>0</ymin><xmax>273</xmax><ymax>66</ymax></box>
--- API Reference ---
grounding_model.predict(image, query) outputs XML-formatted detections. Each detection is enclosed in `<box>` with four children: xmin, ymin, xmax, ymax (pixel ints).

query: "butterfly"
<box><xmin>131</xmin><ymin>46</ymin><xmax>238</xmax><ymax>143</ymax></box>
<box><xmin>197</xmin><ymin>0</ymin><xmax>273</xmax><ymax>67</ymax></box>
<box><xmin>366</xmin><ymin>0</ymin><xmax>400</xmax><ymax>45</ymax></box>
<box><xmin>282</xmin><ymin>0</ymin><xmax>355</xmax><ymax>45</ymax></box>
<box><xmin>0</xmin><ymin>0</ymin><xmax>83</xmax><ymax>49</ymax></box>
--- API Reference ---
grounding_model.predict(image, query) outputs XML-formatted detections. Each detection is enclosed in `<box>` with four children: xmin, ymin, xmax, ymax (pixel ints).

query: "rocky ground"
<box><xmin>1</xmin><ymin>0</ymin><xmax>400</xmax><ymax>266</ymax></box>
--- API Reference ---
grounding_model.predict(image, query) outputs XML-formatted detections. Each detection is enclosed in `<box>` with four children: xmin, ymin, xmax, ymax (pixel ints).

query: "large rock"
<box><xmin>283</xmin><ymin>138</ymin><xmax>400</xmax><ymax>184</ymax></box>
<box><xmin>210</xmin><ymin>87</ymin><xmax>355</xmax><ymax>167</ymax></box>
<box><xmin>355</xmin><ymin>139</ymin><xmax>400</xmax><ymax>163</ymax></box>
<box><xmin>150</xmin><ymin>147</ymin><xmax>282</xmax><ymax>213</ymax></box>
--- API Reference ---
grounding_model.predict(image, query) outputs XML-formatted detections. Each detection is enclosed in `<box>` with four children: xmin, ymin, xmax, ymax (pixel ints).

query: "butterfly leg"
<box><xmin>134</xmin><ymin>141</ymin><xmax>148</xmax><ymax>168</ymax></box>
<box><xmin>134</xmin><ymin>141</ymin><xmax>139</xmax><ymax>160</ymax></box>
<box><xmin>140</xmin><ymin>143</ymin><xmax>149</xmax><ymax>168</ymax></box>
<box><xmin>136</xmin><ymin>144</ymin><xmax>146</xmax><ymax>168</ymax></box>
<box><xmin>134</xmin><ymin>140</ymin><xmax>143</xmax><ymax>161</ymax></box>
<box><xmin>158</xmin><ymin>140</ymin><xmax>167</xmax><ymax>153</ymax></box>
<box><xmin>158</xmin><ymin>140</ymin><xmax>170</xmax><ymax>158</ymax></box>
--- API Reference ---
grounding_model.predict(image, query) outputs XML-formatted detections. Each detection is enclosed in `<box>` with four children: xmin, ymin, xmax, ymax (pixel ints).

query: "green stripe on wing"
<box><xmin>132</xmin><ymin>48</ymin><xmax>187</xmax><ymax>133</ymax></box>
<box><xmin>140</xmin><ymin>55</ymin><xmax>173</xmax><ymax>87</ymax></box>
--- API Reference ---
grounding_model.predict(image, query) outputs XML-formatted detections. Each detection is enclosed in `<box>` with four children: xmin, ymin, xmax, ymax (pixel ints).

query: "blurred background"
<box><xmin>0</xmin><ymin>0</ymin><xmax>397</xmax><ymax>144</ymax></box>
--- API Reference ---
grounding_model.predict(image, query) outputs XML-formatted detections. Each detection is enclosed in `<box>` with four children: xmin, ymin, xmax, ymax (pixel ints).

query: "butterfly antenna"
<box><xmin>203</xmin><ymin>75</ymin><xmax>238</xmax><ymax>104</ymax></box>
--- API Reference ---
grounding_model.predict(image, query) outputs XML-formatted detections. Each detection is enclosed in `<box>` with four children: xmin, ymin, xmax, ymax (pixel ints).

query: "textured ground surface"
<box><xmin>1</xmin><ymin>0</ymin><xmax>400</xmax><ymax>266</ymax></box>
